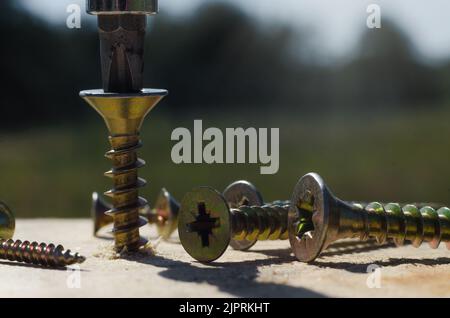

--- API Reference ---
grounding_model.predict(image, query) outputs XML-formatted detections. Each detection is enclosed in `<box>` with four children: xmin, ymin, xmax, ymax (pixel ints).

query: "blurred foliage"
<box><xmin>0</xmin><ymin>1</ymin><xmax>99</xmax><ymax>126</ymax></box>
<box><xmin>1</xmin><ymin>1</ymin><xmax>449</xmax><ymax>128</ymax></box>
<box><xmin>0</xmin><ymin>1</ymin><xmax>449</xmax><ymax>217</ymax></box>
<box><xmin>1</xmin><ymin>109</ymin><xmax>450</xmax><ymax>218</ymax></box>
<box><xmin>332</xmin><ymin>21</ymin><xmax>444</xmax><ymax>111</ymax></box>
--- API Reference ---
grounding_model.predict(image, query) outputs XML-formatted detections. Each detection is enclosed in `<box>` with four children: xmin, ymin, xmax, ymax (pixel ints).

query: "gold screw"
<box><xmin>288</xmin><ymin>173</ymin><xmax>450</xmax><ymax>262</ymax></box>
<box><xmin>81</xmin><ymin>1</ymin><xmax>167</xmax><ymax>252</ymax></box>
<box><xmin>178</xmin><ymin>187</ymin><xmax>289</xmax><ymax>263</ymax></box>
<box><xmin>0</xmin><ymin>239</ymin><xmax>86</xmax><ymax>267</ymax></box>
<box><xmin>221</xmin><ymin>180</ymin><xmax>439</xmax><ymax>252</ymax></box>
<box><xmin>223</xmin><ymin>180</ymin><xmax>286</xmax><ymax>251</ymax></box>
<box><xmin>179</xmin><ymin>180</ymin><xmax>444</xmax><ymax>263</ymax></box>
<box><xmin>80</xmin><ymin>90</ymin><xmax>167</xmax><ymax>252</ymax></box>
<box><xmin>0</xmin><ymin>202</ymin><xmax>85</xmax><ymax>267</ymax></box>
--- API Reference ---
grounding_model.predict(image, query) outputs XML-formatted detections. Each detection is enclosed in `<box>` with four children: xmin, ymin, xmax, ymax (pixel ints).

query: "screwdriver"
<box><xmin>87</xmin><ymin>0</ymin><xmax>159</xmax><ymax>92</ymax></box>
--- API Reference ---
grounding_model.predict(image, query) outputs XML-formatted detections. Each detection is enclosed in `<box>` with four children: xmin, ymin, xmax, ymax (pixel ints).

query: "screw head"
<box><xmin>288</xmin><ymin>173</ymin><xmax>332</xmax><ymax>262</ymax></box>
<box><xmin>154</xmin><ymin>188</ymin><xmax>180</xmax><ymax>240</ymax></box>
<box><xmin>178</xmin><ymin>187</ymin><xmax>231</xmax><ymax>263</ymax></box>
<box><xmin>80</xmin><ymin>89</ymin><xmax>168</xmax><ymax>136</ymax></box>
<box><xmin>223</xmin><ymin>180</ymin><xmax>264</xmax><ymax>251</ymax></box>
<box><xmin>0</xmin><ymin>201</ymin><xmax>15</xmax><ymax>240</ymax></box>
<box><xmin>92</xmin><ymin>192</ymin><xmax>113</xmax><ymax>236</ymax></box>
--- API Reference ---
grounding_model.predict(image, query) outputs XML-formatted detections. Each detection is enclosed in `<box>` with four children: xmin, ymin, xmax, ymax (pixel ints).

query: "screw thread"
<box><xmin>0</xmin><ymin>239</ymin><xmax>85</xmax><ymax>267</ymax></box>
<box><xmin>340</xmin><ymin>202</ymin><xmax>450</xmax><ymax>249</ymax></box>
<box><xmin>268</xmin><ymin>200</ymin><xmax>291</xmax><ymax>206</ymax></box>
<box><xmin>230</xmin><ymin>204</ymin><xmax>290</xmax><ymax>242</ymax></box>
<box><xmin>228</xmin><ymin>200</ymin><xmax>419</xmax><ymax>244</ymax></box>
<box><xmin>104</xmin><ymin>134</ymin><xmax>148</xmax><ymax>252</ymax></box>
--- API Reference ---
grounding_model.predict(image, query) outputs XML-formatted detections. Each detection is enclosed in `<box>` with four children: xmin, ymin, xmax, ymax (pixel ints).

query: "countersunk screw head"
<box><xmin>152</xmin><ymin>188</ymin><xmax>180</xmax><ymax>239</ymax></box>
<box><xmin>288</xmin><ymin>173</ymin><xmax>332</xmax><ymax>263</ymax></box>
<box><xmin>92</xmin><ymin>192</ymin><xmax>113</xmax><ymax>236</ymax></box>
<box><xmin>0</xmin><ymin>201</ymin><xmax>15</xmax><ymax>240</ymax></box>
<box><xmin>178</xmin><ymin>187</ymin><xmax>230</xmax><ymax>263</ymax></box>
<box><xmin>288</xmin><ymin>172</ymin><xmax>450</xmax><ymax>262</ymax></box>
<box><xmin>223</xmin><ymin>180</ymin><xmax>264</xmax><ymax>251</ymax></box>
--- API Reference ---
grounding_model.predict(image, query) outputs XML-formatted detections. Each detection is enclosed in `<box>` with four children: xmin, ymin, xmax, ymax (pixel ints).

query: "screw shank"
<box><xmin>230</xmin><ymin>205</ymin><xmax>289</xmax><ymax>242</ymax></box>
<box><xmin>330</xmin><ymin>199</ymin><xmax>368</xmax><ymax>243</ymax></box>
<box><xmin>338</xmin><ymin>203</ymin><xmax>450</xmax><ymax>249</ymax></box>
<box><xmin>0</xmin><ymin>239</ymin><xmax>85</xmax><ymax>267</ymax></box>
<box><xmin>105</xmin><ymin>134</ymin><xmax>148</xmax><ymax>251</ymax></box>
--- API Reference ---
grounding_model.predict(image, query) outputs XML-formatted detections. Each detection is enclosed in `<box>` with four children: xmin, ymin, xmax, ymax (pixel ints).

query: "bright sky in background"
<box><xmin>20</xmin><ymin>0</ymin><xmax>450</xmax><ymax>62</ymax></box>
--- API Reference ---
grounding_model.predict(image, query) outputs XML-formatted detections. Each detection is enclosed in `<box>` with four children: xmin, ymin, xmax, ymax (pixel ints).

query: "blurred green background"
<box><xmin>0</xmin><ymin>1</ymin><xmax>449</xmax><ymax>218</ymax></box>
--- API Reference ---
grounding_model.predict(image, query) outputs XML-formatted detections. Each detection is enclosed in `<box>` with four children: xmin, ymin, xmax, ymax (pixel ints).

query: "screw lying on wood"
<box><xmin>222</xmin><ymin>180</ymin><xmax>440</xmax><ymax>252</ymax></box>
<box><xmin>288</xmin><ymin>173</ymin><xmax>450</xmax><ymax>262</ymax></box>
<box><xmin>179</xmin><ymin>179</ymin><xmax>445</xmax><ymax>263</ymax></box>
<box><xmin>223</xmin><ymin>180</ymin><xmax>289</xmax><ymax>251</ymax></box>
<box><xmin>0</xmin><ymin>239</ymin><xmax>86</xmax><ymax>268</ymax></box>
<box><xmin>0</xmin><ymin>202</ymin><xmax>85</xmax><ymax>267</ymax></box>
<box><xmin>178</xmin><ymin>187</ymin><xmax>290</xmax><ymax>263</ymax></box>
<box><xmin>92</xmin><ymin>188</ymin><xmax>180</xmax><ymax>240</ymax></box>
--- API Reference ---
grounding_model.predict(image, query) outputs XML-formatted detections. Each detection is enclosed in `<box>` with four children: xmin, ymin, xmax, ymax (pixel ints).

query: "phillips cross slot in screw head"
<box><xmin>178</xmin><ymin>187</ymin><xmax>289</xmax><ymax>263</ymax></box>
<box><xmin>288</xmin><ymin>173</ymin><xmax>450</xmax><ymax>262</ymax></box>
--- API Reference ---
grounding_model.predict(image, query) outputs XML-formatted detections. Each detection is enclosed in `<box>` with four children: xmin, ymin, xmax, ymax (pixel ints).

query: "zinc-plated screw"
<box><xmin>80</xmin><ymin>90</ymin><xmax>167</xmax><ymax>253</ymax></box>
<box><xmin>223</xmin><ymin>180</ymin><xmax>289</xmax><ymax>251</ymax></box>
<box><xmin>178</xmin><ymin>187</ymin><xmax>290</xmax><ymax>263</ymax></box>
<box><xmin>80</xmin><ymin>1</ymin><xmax>167</xmax><ymax>252</ymax></box>
<box><xmin>0</xmin><ymin>202</ymin><xmax>85</xmax><ymax>267</ymax></box>
<box><xmin>92</xmin><ymin>188</ymin><xmax>180</xmax><ymax>240</ymax></box>
<box><xmin>222</xmin><ymin>180</ymin><xmax>439</xmax><ymax>252</ymax></box>
<box><xmin>288</xmin><ymin>173</ymin><xmax>450</xmax><ymax>262</ymax></box>
<box><xmin>179</xmin><ymin>180</ymin><xmax>443</xmax><ymax>263</ymax></box>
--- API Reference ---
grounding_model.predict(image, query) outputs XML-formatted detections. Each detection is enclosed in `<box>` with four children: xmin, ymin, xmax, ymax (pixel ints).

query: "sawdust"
<box><xmin>92</xmin><ymin>240</ymin><xmax>157</xmax><ymax>260</ymax></box>
<box><xmin>92</xmin><ymin>243</ymin><xmax>121</xmax><ymax>260</ymax></box>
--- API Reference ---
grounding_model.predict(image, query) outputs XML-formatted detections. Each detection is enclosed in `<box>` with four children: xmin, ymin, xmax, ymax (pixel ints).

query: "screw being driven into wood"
<box><xmin>0</xmin><ymin>202</ymin><xmax>85</xmax><ymax>267</ymax></box>
<box><xmin>288</xmin><ymin>173</ymin><xmax>450</xmax><ymax>262</ymax></box>
<box><xmin>80</xmin><ymin>0</ymin><xmax>167</xmax><ymax>252</ymax></box>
